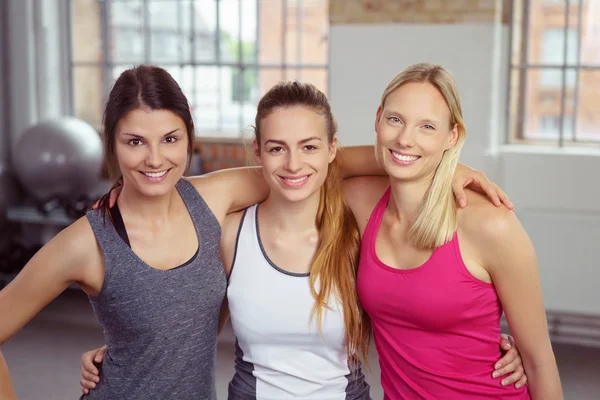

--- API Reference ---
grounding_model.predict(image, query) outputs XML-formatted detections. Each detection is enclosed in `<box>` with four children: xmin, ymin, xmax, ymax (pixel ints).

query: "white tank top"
<box><xmin>226</xmin><ymin>204</ymin><xmax>370</xmax><ymax>400</ymax></box>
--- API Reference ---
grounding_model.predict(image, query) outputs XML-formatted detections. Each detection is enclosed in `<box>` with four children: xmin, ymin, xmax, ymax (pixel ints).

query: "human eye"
<box><xmin>128</xmin><ymin>138</ymin><xmax>144</xmax><ymax>146</ymax></box>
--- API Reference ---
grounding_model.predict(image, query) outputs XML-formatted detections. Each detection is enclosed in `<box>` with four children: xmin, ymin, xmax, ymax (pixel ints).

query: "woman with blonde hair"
<box><xmin>345</xmin><ymin>63</ymin><xmax>562</xmax><ymax>399</ymax></box>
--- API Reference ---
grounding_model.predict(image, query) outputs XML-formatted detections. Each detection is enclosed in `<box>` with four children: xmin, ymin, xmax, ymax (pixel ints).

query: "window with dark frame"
<box><xmin>69</xmin><ymin>0</ymin><xmax>330</xmax><ymax>138</ymax></box>
<box><xmin>507</xmin><ymin>0</ymin><xmax>600</xmax><ymax>146</ymax></box>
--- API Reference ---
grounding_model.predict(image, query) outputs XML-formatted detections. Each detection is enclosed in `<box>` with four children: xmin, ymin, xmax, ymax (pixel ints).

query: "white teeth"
<box><xmin>391</xmin><ymin>151</ymin><xmax>419</xmax><ymax>162</ymax></box>
<box><xmin>143</xmin><ymin>170</ymin><xmax>168</xmax><ymax>178</ymax></box>
<box><xmin>284</xmin><ymin>175</ymin><xmax>309</xmax><ymax>183</ymax></box>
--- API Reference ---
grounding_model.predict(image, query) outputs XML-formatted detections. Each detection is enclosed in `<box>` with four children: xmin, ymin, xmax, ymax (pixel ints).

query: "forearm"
<box><xmin>338</xmin><ymin>146</ymin><xmax>385</xmax><ymax>179</ymax></box>
<box><xmin>0</xmin><ymin>350</ymin><xmax>18</xmax><ymax>400</ymax></box>
<box><xmin>525</xmin><ymin>358</ymin><xmax>563</xmax><ymax>400</ymax></box>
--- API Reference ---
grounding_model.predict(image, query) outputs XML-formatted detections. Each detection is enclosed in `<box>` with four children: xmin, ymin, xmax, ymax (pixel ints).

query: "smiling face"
<box><xmin>114</xmin><ymin>108</ymin><xmax>189</xmax><ymax>198</ymax></box>
<box><xmin>375</xmin><ymin>81</ymin><xmax>458</xmax><ymax>184</ymax></box>
<box><xmin>254</xmin><ymin>106</ymin><xmax>337</xmax><ymax>204</ymax></box>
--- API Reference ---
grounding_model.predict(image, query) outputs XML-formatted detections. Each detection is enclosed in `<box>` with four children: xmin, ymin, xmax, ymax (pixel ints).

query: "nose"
<box><xmin>145</xmin><ymin>144</ymin><xmax>164</xmax><ymax>169</ymax></box>
<box><xmin>284</xmin><ymin>150</ymin><xmax>301</xmax><ymax>172</ymax></box>
<box><xmin>397</xmin><ymin>126</ymin><xmax>416</xmax><ymax>148</ymax></box>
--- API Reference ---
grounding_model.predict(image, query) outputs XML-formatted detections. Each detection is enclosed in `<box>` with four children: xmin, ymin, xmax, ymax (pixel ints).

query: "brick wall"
<box><xmin>193</xmin><ymin>138</ymin><xmax>253</xmax><ymax>173</ymax></box>
<box><xmin>330</xmin><ymin>0</ymin><xmax>510</xmax><ymax>24</ymax></box>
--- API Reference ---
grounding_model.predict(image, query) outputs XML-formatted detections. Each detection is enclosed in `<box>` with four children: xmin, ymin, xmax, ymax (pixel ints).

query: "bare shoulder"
<box><xmin>186</xmin><ymin>167</ymin><xmax>265</xmax><ymax>226</ymax></box>
<box><xmin>342</xmin><ymin>176</ymin><xmax>390</xmax><ymax>232</ymax></box>
<box><xmin>459</xmin><ymin>190</ymin><xmax>519</xmax><ymax>241</ymax></box>
<box><xmin>47</xmin><ymin>216</ymin><xmax>103</xmax><ymax>280</ymax></box>
<box><xmin>458</xmin><ymin>190</ymin><xmax>533</xmax><ymax>271</ymax></box>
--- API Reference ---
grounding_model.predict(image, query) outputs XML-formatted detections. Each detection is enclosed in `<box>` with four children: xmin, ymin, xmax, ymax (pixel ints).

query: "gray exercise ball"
<box><xmin>12</xmin><ymin>117</ymin><xmax>104</xmax><ymax>203</ymax></box>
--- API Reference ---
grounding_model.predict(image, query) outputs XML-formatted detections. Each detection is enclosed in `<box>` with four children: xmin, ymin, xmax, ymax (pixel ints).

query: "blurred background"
<box><xmin>0</xmin><ymin>0</ymin><xmax>599</xmax><ymax>398</ymax></box>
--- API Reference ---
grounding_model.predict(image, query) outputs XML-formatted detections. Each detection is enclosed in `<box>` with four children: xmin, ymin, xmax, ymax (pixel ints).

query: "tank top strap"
<box><xmin>363</xmin><ymin>186</ymin><xmax>391</xmax><ymax>240</ymax></box>
<box><xmin>175</xmin><ymin>178</ymin><xmax>222</xmax><ymax>252</ymax></box>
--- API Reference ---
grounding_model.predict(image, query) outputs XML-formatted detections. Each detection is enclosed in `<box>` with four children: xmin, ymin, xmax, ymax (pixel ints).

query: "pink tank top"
<box><xmin>357</xmin><ymin>188</ymin><xmax>531</xmax><ymax>400</ymax></box>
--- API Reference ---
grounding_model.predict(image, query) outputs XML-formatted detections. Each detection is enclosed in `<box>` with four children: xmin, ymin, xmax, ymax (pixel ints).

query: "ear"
<box><xmin>446</xmin><ymin>123</ymin><xmax>459</xmax><ymax>150</ymax></box>
<box><xmin>328</xmin><ymin>136</ymin><xmax>338</xmax><ymax>164</ymax></box>
<box><xmin>374</xmin><ymin>106</ymin><xmax>383</xmax><ymax>133</ymax></box>
<box><xmin>253</xmin><ymin>139</ymin><xmax>262</xmax><ymax>164</ymax></box>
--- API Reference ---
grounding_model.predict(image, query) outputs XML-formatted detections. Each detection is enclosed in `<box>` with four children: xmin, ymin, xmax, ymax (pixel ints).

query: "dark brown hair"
<box><xmin>254</xmin><ymin>81</ymin><xmax>371</xmax><ymax>366</ymax></box>
<box><xmin>97</xmin><ymin>65</ymin><xmax>195</xmax><ymax>211</ymax></box>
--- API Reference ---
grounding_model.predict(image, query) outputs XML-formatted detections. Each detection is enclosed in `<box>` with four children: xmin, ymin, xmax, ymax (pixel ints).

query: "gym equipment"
<box><xmin>12</xmin><ymin>117</ymin><xmax>104</xmax><ymax>204</ymax></box>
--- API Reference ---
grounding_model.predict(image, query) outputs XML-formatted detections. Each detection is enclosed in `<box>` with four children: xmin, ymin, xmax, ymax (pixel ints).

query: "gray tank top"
<box><xmin>82</xmin><ymin>178</ymin><xmax>226</xmax><ymax>400</ymax></box>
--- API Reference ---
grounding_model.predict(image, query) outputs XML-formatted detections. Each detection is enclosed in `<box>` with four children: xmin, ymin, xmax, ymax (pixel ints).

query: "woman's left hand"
<box><xmin>494</xmin><ymin>334</ymin><xmax>528</xmax><ymax>389</ymax></box>
<box><xmin>452</xmin><ymin>164</ymin><xmax>514</xmax><ymax>210</ymax></box>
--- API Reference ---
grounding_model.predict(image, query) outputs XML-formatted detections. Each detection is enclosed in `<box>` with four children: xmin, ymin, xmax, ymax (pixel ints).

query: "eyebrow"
<box><xmin>264</xmin><ymin>136</ymin><xmax>322</xmax><ymax>146</ymax></box>
<box><xmin>384</xmin><ymin>110</ymin><xmax>441</xmax><ymax>125</ymax></box>
<box><xmin>121</xmin><ymin>128</ymin><xmax>180</xmax><ymax>138</ymax></box>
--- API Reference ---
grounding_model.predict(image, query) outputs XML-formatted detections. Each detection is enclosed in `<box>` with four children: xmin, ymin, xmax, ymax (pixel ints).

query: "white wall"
<box><xmin>329</xmin><ymin>23</ymin><xmax>600</xmax><ymax>316</ymax></box>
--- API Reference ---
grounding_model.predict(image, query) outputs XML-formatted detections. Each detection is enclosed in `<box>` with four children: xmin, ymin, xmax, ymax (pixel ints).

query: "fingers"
<box><xmin>493</xmin><ymin>351</ymin><xmax>519</xmax><ymax>378</ymax></box>
<box><xmin>477</xmin><ymin>174</ymin><xmax>501</xmax><ymax>207</ymax></box>
<box><xmin>499</xmin><ymin>333</ymin><xmax>513</xmax><ymax>351</ymax></box>
<box><xmin>496</xmin><ymin>345</ymin><xmax>519</xmax><ymax>368</ymax></box>
<box><xmin>452</xmin><ymin>179</ymin><xmax>470</xmax><ymax>208</ymax></box>
<box><xmin>80</xmin><ymin>368</ymin><xmax>99</xmax><ymax>390</ymax></box>
<box><xmin>495</xmin><ymin>363</ymin><xmax>525</xmax><ymax>387</ymax></box>
<box><xmin>95</xmin><ymin>346</ymin><xmax>106</xmax><ymax>363</ymax></box>
<box><xmin>515</xmin><ymin>374</ymin><xmax>528</xmax><ymax>390</ymax></box>
<box><xmin>82</xmin><ymin>354</ymin><xmax>99</xmax><ymax>377</ymax></box>
<box><xmin>492</xmin><ymin>183</ymin><xmax>514</xmax><ymax>210</ymax></box>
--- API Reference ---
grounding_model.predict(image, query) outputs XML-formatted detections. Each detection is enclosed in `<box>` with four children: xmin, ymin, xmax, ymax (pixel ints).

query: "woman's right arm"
<box><xmin>0</xmin><ymin>218</ymin><xmax>100</xmax><ymax>398</ymax></box>
<box><xmin>189</xmin><ymin>167</ymin><xmax>267</xmax><ymax>224</ymax></box>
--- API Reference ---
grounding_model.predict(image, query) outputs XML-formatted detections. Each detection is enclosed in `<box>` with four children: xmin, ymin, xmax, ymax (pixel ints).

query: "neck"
<box><xmin>259</xmin><ymin>189</ymin><xmax>321</xmax><ymax>234</ymax></box>
<box><xmin>117</xmin><ymin>182</ymin><xmax>176</xmax><ymax>224</ymax></box>
<box><xmin>388</xmin><ymin>176</ymin><xmax>432</xmax><ymax>228</ymax></box>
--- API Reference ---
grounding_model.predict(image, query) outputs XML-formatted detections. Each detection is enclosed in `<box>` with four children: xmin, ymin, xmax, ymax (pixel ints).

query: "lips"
<box><xmin>390</xmin><ymin>150</ymin><xmax>420</xmax><ymax>162</ymax></box>
<box><xmin>278</xmin><ymin>174</ymin><xmax>312</xmax><ymax>188</ymax></box>
<box><xmin>141</xmin><ymin>170</ymin><xmax>168</xmax><ymax>178</ymax></box>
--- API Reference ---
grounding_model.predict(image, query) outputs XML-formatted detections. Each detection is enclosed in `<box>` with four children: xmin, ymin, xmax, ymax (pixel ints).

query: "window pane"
<box><xmin>258</xmin><ymin>68</ymin><xmax>286</xmax><ymax>94</ymax></box>
<box><xmin>192</xmin><ymin>66</ymin><xmax>221</xmax><ymax>134</ymax></box>
<box><xmin>110</xmin><ymin>1</ymin><xmax>145</xmax><ymax>63</ymax></box>
<box><xmin>71</xmin><ymin>0</ymin><xmax>103</xmax><ymax>63</ymax></box>
<box><xmin>286</xmin><ymin>68</ymin><xmax>328</xmax><ymax>96</ymax></box>
<box><xmin>285</xmin><ymin>4</ymin><xmax>299</xmax><ymax>65</ymax></box>
<box><xmin>219</xmin><ymin>66</ymin><xmax>243</xmax><ymax>135</ymax></box>
<box><xmin>239</xmin><ymin>68</ymin><xmax>260</xmax><ymax>131</ymax></box>
<box><xmin>192</xmin><ymin>0</ymin><xmax>218</xmax><ymax>62</ymax></box>
<box><xmin>219</xmin><ymin>0</ymin><xmax>241</xmax><ymax>62</ymax></box>
<box><xmin>540</xmin><ymin>67</ymin><xmax>577</xmax><ymax>88</ymax></box>
<box><xmin>526</xmin><ymin>0</ymin><xmax>581</xmax><ymax>66</ymax></box>
<box><xmin>300</xmin><ymin>0</ymin><xmax>328</xmax><ymax>65</ymax></box>
<box><xmin>148</xmin><ymin>1</ymin><xmax>190</xmax><ymax>63</ymax></box>
<box><xmin>73</xmin><ymin>66</ymin><xmax>104</xmax><ymax>129</ymax></box>
<box><xmin>580</xmin><ymin>0</ymin><xmax>600</xmax><ymax>66</ymax></box>
<box><xmin>148</xmin><ymin>0</ymin><xmax>180</xmax><ymax>30</ymax></box>
<box><xmin>258</xmin><ymin>0</ymin><xmax>283</xmax><ymax>64</ymax></box>
<box><xmin>576</xmin><ymin>69</ymin><xmax>600</xmax><ymax>141</ymax></box>
<box><xmin>523</xmin><ymin>69</ymin><xmax>576</xmax><ymax>141</ymax></box>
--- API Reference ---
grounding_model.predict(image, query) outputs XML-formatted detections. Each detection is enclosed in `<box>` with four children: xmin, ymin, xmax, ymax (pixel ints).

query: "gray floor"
<box><xmin>3</xmin><ymin>290</ymin><xmax>599</xmax><ymax>399</ymax></box>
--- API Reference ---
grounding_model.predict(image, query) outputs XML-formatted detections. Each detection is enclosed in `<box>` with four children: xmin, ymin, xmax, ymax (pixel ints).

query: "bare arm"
<box><xmin>217</xmin><ymin>210</ymin><xmax>245</xmax><ymax>334</ymax></box>
<box><xmin>0</xmin><ymin>218</ymin><xmax>99</xmax><ymax>399</ymax></box>
<box><xmin>475</xmin><ymin>209</ymin><xmax>562</xmax><ymax>399</ymax></box>
<box><xmin>337</xmin><ymin>145</ymin><xmax>385</xmax><ymax>179</ymax></box>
